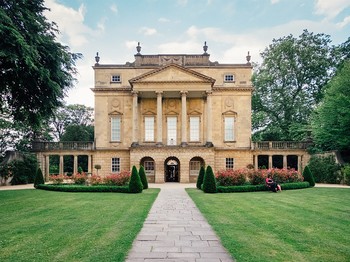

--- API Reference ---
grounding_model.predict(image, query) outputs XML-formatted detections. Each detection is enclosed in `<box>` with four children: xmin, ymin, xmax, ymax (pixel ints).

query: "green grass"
<box><xmin>187</xmin><ymin>188</ymin><xmax>350</xmax><ymax>262</ymax></box>
<box><xmin>0</xmin><ymin>189</ymin><xmax>159</xmax><ymax>262</ymax></box>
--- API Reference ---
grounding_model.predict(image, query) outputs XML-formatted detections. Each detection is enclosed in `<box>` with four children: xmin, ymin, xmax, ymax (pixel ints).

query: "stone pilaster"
<box><xmin>156</xmin><ymin>91</ymin><xmax>163</xmax><ymax>146</ymax></box>
<box><xmin>180</xmin><ymin>91</ymin><xmax>188</xmax><ymax>146</ymax></box>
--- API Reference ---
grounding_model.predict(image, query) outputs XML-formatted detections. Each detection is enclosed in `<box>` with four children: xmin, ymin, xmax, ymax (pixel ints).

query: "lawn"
<box><xmin>0</xmin><ymin>189</ymin><xmax>159</xmax><ymax>262</ymax></box>
<box><xmin>187</xmin><ymin>188</ymin><xmax>350</xmax><ymax>262</ymax></box>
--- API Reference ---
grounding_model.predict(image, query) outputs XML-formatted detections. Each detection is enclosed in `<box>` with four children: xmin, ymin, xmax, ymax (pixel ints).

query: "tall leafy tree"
<box><xmin>50</xmin><ymin>104</ymin><xmax>94</xmax><ymax>140</ymax></box>
<box><xmin>252</xmin><ymin>30</ymin><xmax>336</xmax><ymax>141</ymax></box>
<box><xmin>0</xmin><ymin>0</ymin><xmax>81</xmax><ymax>127</ymax></box>
<box><xmin>311</xmin><ymin>60</ymin><xmax>350</xmax><ymax>151</ymax></box>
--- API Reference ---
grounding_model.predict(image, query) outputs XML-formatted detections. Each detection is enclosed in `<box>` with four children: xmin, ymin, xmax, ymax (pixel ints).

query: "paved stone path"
<box><xmin>125</xmin><ymin>185</ymin><xmax>235</xmax><ymax>262</ymax></box>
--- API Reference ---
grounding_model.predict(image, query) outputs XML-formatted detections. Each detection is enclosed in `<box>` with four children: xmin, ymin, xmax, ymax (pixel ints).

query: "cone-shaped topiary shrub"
<box><xmin>34</xmin><ymin>168</ymin><xmax>45</xmax><ymax>188</ymax></box>
<box><xmin>303</xmin><ymin>165</ymin><xmax>315</xmax><ymax>187</ymax></box>
<box><xmin>203</xmin><ymin>165</ymin><xmax>217</xmax><ymax>193</ymax></box>
<box><xmin>139</xmin><ymin>165</ymin><xmax>148</xmax><ymax>189</ymax></box>
<box><xmin>196</xmin><ymin>166</ymin><xmax>205</xmax><ymax>189</ymax></box>
<box><xmin>129</xmin><ymin>165</ymin><xmax>143</xmax><ymax>193</ymax></box>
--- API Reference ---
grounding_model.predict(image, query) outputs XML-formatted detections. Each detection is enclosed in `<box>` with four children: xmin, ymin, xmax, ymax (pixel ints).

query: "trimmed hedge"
<box><xmin>36</xmin><ymin>184</ymin><xmax>130</xmax><ymax>193</ymax></box>
<box><xmin>217</xmin><ymin>182</ymin><xmax>310</xmax><ymax>193</ymax></box>
<box><xmin>129</xmin><ymin>165</ymin><xmax>143</xmax><ymax>193</ymax></box>
<box><xmin>196</xmin><ymin>166</ymin><xmax>205</xmax><ymax>189</ymax></box>
<box><xmin>139</xmin><ymin>165</ymin><xmax>148</xmax><ymax>189</ymax></box>
<box><xmin>303</xmin><ymin>165</ymin><xmax>315</xmax><ymax>187</ymax></box>
<box><xmin>203</xmin><ymin>166</ymin><xmax>217</xmax><ymax>193</ymax></box>
<box><xmin>34</xmin><ymin>168</ymin><xmax>45</xmax><ymax>188</ymax></box>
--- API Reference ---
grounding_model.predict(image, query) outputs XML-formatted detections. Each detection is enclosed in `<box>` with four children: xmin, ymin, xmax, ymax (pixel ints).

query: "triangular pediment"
<box><xmin>129</xmin><ymin>64</ymin><xmax>215</xmax><ymax>85</ymax></box>
<box><xmin>222</xmin><ymin>110</ymin><xmax>237</xmax><ymax>116</ymax></box>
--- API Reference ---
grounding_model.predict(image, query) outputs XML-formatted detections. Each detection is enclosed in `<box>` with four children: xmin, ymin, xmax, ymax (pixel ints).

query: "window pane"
<box><xmin>226</xmin><ymin>158</ymin><xmax>234</xmax><ymax>169</ymax></box>
<box><xmin>225</xmin><ymin>74</ymin><xmax>234</xmax><ymax>82</ymax></box>
<box><xmin>190</xmin><ymin>160</ymin><xmax>201</xmax><ymax>176</ymax></box>
<box><xmin>111</xmin><ymin>117</ymin><xmax>121</xmax><ymax>141</ymax></box>
<box><xmin>144</xmin><ymin>161</ymin><xmax>155</xmax><ymax>175</ymax></box>
<box><xmin>190</xmin><ymin>117</ymin><xmax>200</xmax><ymax>141</ymax></box>
<box><xmin>145</xmin><ymin>117</ymin><xmax>154</xmax><ymax>141</ymax></box>
<box><xmin>225</xmin><ymin>117</ymin><xmax>234</xmax><ymax>141</ymax></box>
<box><xmin>111</xmin><ymin>75</ymin><xmax>121</xmax><ymax>82</ymax></box>
<box><xmin>111</xmin><ymin>157</ymin><xmax>120</xmax><ymax>173</ymax></box>
<box><xmin>167</xmin><ymin>117</ymin><xmax>177</xmax><ymax>145</ymax></box>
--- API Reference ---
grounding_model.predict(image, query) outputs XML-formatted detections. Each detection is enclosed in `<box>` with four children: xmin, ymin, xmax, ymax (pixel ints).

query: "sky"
<box><xmin>43</xmin><ymin>0</ymin><xmax>350</xmax><ymax>108</ymax></box>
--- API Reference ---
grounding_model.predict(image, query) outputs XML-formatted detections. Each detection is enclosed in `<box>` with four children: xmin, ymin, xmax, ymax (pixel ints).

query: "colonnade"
<box><xmin>131</xmin><ymin>90</ymin><xmax>213</xmax><ymax>146</ymax></box>
<box><xmin>253</xmin><ymin>154</ymin><xmax>302</xmax><ymax>171</ymax></box>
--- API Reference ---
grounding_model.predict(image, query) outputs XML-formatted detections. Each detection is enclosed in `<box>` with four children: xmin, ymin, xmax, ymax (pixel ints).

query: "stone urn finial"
<box><xmin>136</xmin><ymin>42</ymin><xmax>141</xmax><ymax>54</ymax></box>
<box><xmin>203</xmin><ymin>41</ymin><xmax>208</xmax><ymax>54</ymax></box>
<box><xmin>246</xmin><ymin>51</ymin><xmax>251</xmax><ymax>65</ymax></box>
<box><xmin>95</xmin><ymin>52</ymin><xmax>100</xmax><ymax>65</ymax></box>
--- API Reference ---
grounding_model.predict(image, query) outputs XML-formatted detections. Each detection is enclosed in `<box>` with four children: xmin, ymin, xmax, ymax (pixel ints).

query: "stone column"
<box><xmin>59</xmin><ymin>155</ymin><xmax>64</xmax><ymax>175</ymax></box>
<box><xmin>206</xmin><ymin>91</ymin><xmax>213</xmax><ymax>147</ymax></box>
<box><xmin>73</xmin><ymin>155</ymin><xmax>78</xmax><ymax>174</ymax></box>
<box><xmin>88</xmin><ymin>155</ymin><xmax>92</xmax><ymax>174</ymax></box>
<box><xmin>45</xmin><ymin>155</ymin><xmax>50</xmax><ymax>181</ymax></box>
<box><xmin>283</xmin><ymin>155</ymin><xmax>287</xmax><ymax>169</ymax></box>
<box><xmin>268</xmin><ymin>155</ymin><xmax>272</xmax><ymax>169</ymax></box>
<box><xmin>132</xmin><ymin>91</ymin><xmax>139</xmax><ymax>146</ymax></box>
<box><xmin>156</xmin><ymin>91</ymin><xmax>163</xmax><ymax>146</ymax></box>
<box><xmin>298</xmin><ymin>155</ymin><xmax>302</xmax><ymax>171</ymax></box>
<box><xmin>254</xmin><ymin>155</ymin><xmax>258</xmax><ymax>170</ymax></box>
<box><xmin>180</xmin><ymin>91</ymin><xmax>188</xmax><ymax>146</ymax></box>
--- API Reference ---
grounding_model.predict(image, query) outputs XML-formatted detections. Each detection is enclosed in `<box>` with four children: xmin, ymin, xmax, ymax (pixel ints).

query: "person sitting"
<box><xmin>265</xmin><ymin>176</ymin><xmax>281</xmax><ymax>192</ymax></box>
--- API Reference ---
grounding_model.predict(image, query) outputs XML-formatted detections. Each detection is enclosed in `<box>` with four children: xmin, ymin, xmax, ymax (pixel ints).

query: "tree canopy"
<box><xmin>311</xmin><ymin>60</ymin><xmax>350</xmax><ymax>151</ymax></box>
<box><xmin>0</xmin><ymin>0</ymin><xmax>81</xmax><ymax>127</ymax></box>
<box><xmin>252</xmin><ymin>30</ymin><xmax>337</xmax><ymax>141</ymax></box>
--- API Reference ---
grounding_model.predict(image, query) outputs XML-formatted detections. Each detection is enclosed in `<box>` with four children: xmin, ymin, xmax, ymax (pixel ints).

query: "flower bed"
<box><xmin>216</xmin><ymin>168</ymin><xmax>303</xmax><ymax>187</ymax></box>
<box><xmin>42</xmin><ymin>171</ymin><xmax>133</xmax><ymax>193</ymax></box>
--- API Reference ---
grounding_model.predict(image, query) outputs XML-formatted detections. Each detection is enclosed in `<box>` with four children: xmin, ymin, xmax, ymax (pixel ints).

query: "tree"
<box><xmin>196</xmin><ymin>166</ymin><xmax>205</xmax><ymax>189</ymax></box>
<box><xmin>139</xmin><ymin>165</ymin><xmax>148</xmax><ymax>189</ymax></box>
<box><xmin>128</xmin><ymin>165</ymin><xmax>143</xmax><ymax>193</ymax></box>
<box><xmin>0</xmin><ymin>0</ymin><xmax>81</xmax><ymax>128</ymax></box>
<box><xmin>202</xmin><ymin>165</ymin><xmax>217</xmax><ymax>193</ymax></box>
<box><xmin>49</xmin><ymin>104</ymin><xmax>94</xmax><ymax>141</ymax></box>
<box><xmin>311</xmin><ymin>60</ymin><xmax>350</xmax><ymax>151</ymax></box>
<box><xmin>60</xmin><ymin>125</ymin><xmax>94</xmax><ymax>142</ymax></box>
<box><xmin>252</xmin><ymin>30</ymin><xmax>336</xmax><ymax>141</ymax></box>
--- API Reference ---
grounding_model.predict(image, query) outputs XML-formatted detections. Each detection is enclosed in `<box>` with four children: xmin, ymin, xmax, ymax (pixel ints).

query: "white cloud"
<box><xmin>158</xmin><ymin>17</ymin><xmax>170</xmax><ymax>23</ymax></box>
<box><xmin>139</xmin><ymin>27</ymin><xmax>157</xmax><ymax>36</ymax></box>
<box><xmin>110</xmin><ymin>3</ymin><xmax>118</xmax><ymax>13</ymax></box>
<box><xmin>271</xmin><ymin>0</ymin><xmax>280</xmax><ymax>4</ymax></box>
<box><xmin>125</xmin><ymin>41</ymin><xmax>139</xmax><ymax>50</ymax></box>
<box><xmin>314</xmin><ymin>0</ymin><xmax>350</xmax><ymax>19</ymax></box>
<box><xmin>337</xmin><ymin>16</ymin><xmax>350</xmax><ymax>28</ymax></box>
<box><xmin>44</xmin><ymin>0</ymin><xmax>100</xmax><ymax>48</ymax></box>
<box><xmin>177</xmin><ymin>0</ymin><xmax>188</xmax><ymax>7</ymax></box>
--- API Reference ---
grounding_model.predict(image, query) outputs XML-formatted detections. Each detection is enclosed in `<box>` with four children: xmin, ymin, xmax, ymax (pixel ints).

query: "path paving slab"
<box><xmin>126</xmin><ymin>186</ymin><xmax>235</xmax><ymax>262</ymax></box>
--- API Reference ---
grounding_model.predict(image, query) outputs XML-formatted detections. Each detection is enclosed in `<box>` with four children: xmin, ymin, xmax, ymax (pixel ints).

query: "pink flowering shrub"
<box><xmin>248</xmin><ymin>169</ymin><xmax>266</xmax><ymax>185</ymax></box>
<box><xmin>216</xmin><ymin>169</ymin><xmax>247</xmax><ymax>186</ymax></box>
<box><xmin>72</xmin><ymin>172</ymin><xmax>88</xmax><ymax>185</ymax></box>
<box><xmin>216</xmin><ymin>168</ymin><xmax>303</xmax><ymax>186</ymax></box>
<box><xmin>89</xmin><ymin>175</ymin><xmax>103</xmax><ymax>185</ymax></box>
<box><xmin>262</xmin><ymin>168</ymin><xmax>303</xmax><ymax>183</ymax></box>
<box><xmin>50</xmin><ymin>174</ymin><xmax>65</xmax><ymax>184</ymax></box>
<box><xmin>104</xmin><ymin>171</ymin><xmax>131</xmax><ymax>186</ymax></box>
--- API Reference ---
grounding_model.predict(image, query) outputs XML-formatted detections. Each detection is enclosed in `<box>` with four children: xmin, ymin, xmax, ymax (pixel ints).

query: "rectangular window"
<box><xmin>224</xmin><ymin>117</ymin><xmax>235</xmax><ymax>141</ymax></box>
<box><xmin>111</xmin><ymin>157</ymin><xmax>120</xmax><ymax>173</ymax></box>
<box><xmin>144</xmin><ymin>116</ymin><xmax>155</xmax><ymax>142</ymax></box>
<box><xmin>226</xmin><ymin>158</ymin><xmax>234</xmax><ymax>170</ymax></box>
<box><xmin>167</xmin><ymin>117</ymin><xmax>177</xmax><ymax>145</ymax></box>
<box><xmin>111</xmin><ymin>75</ymin><xmax>121</xmax><ymax>82</ymax></box>
<box><xmin>190</xmin><ymin>161</ymin><xmax>201</xmax><ymax>175</ymax></box>
<box><xmin>190</xmin><ymin>116</ymin><xmax>200</xmax><ymax>141</ymax></box>
<box><xmin>224</xmin><ymin>74</ymin><xmax>235</xmax><ymax>82</ymax></box>
<box><xmin>144</xmin><ymin>161</ymin><xmax>155</xmax><ymax>175</ymax></box>
<box><xmin>111</xmin><ymin>117</ymin><xmax>121</xmax><ymax>141</ymax></box>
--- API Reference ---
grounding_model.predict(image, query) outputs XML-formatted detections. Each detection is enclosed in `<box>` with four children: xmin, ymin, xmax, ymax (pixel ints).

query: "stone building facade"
<box><xmin>33</xmin><ymin>43</ymin><xmax>311</xmax><ymax>182</ymax></box>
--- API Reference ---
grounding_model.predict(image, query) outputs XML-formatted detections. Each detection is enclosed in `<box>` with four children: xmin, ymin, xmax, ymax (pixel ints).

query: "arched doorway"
<box><xmin>140</xmin><ymin>156</ymin><xmax>155</xmax><ymax>183</ymax></box>
<box><xmin>164</xmin><ymin>157</ymin><xmax>180</xmax><ymax>182</ymax></box>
